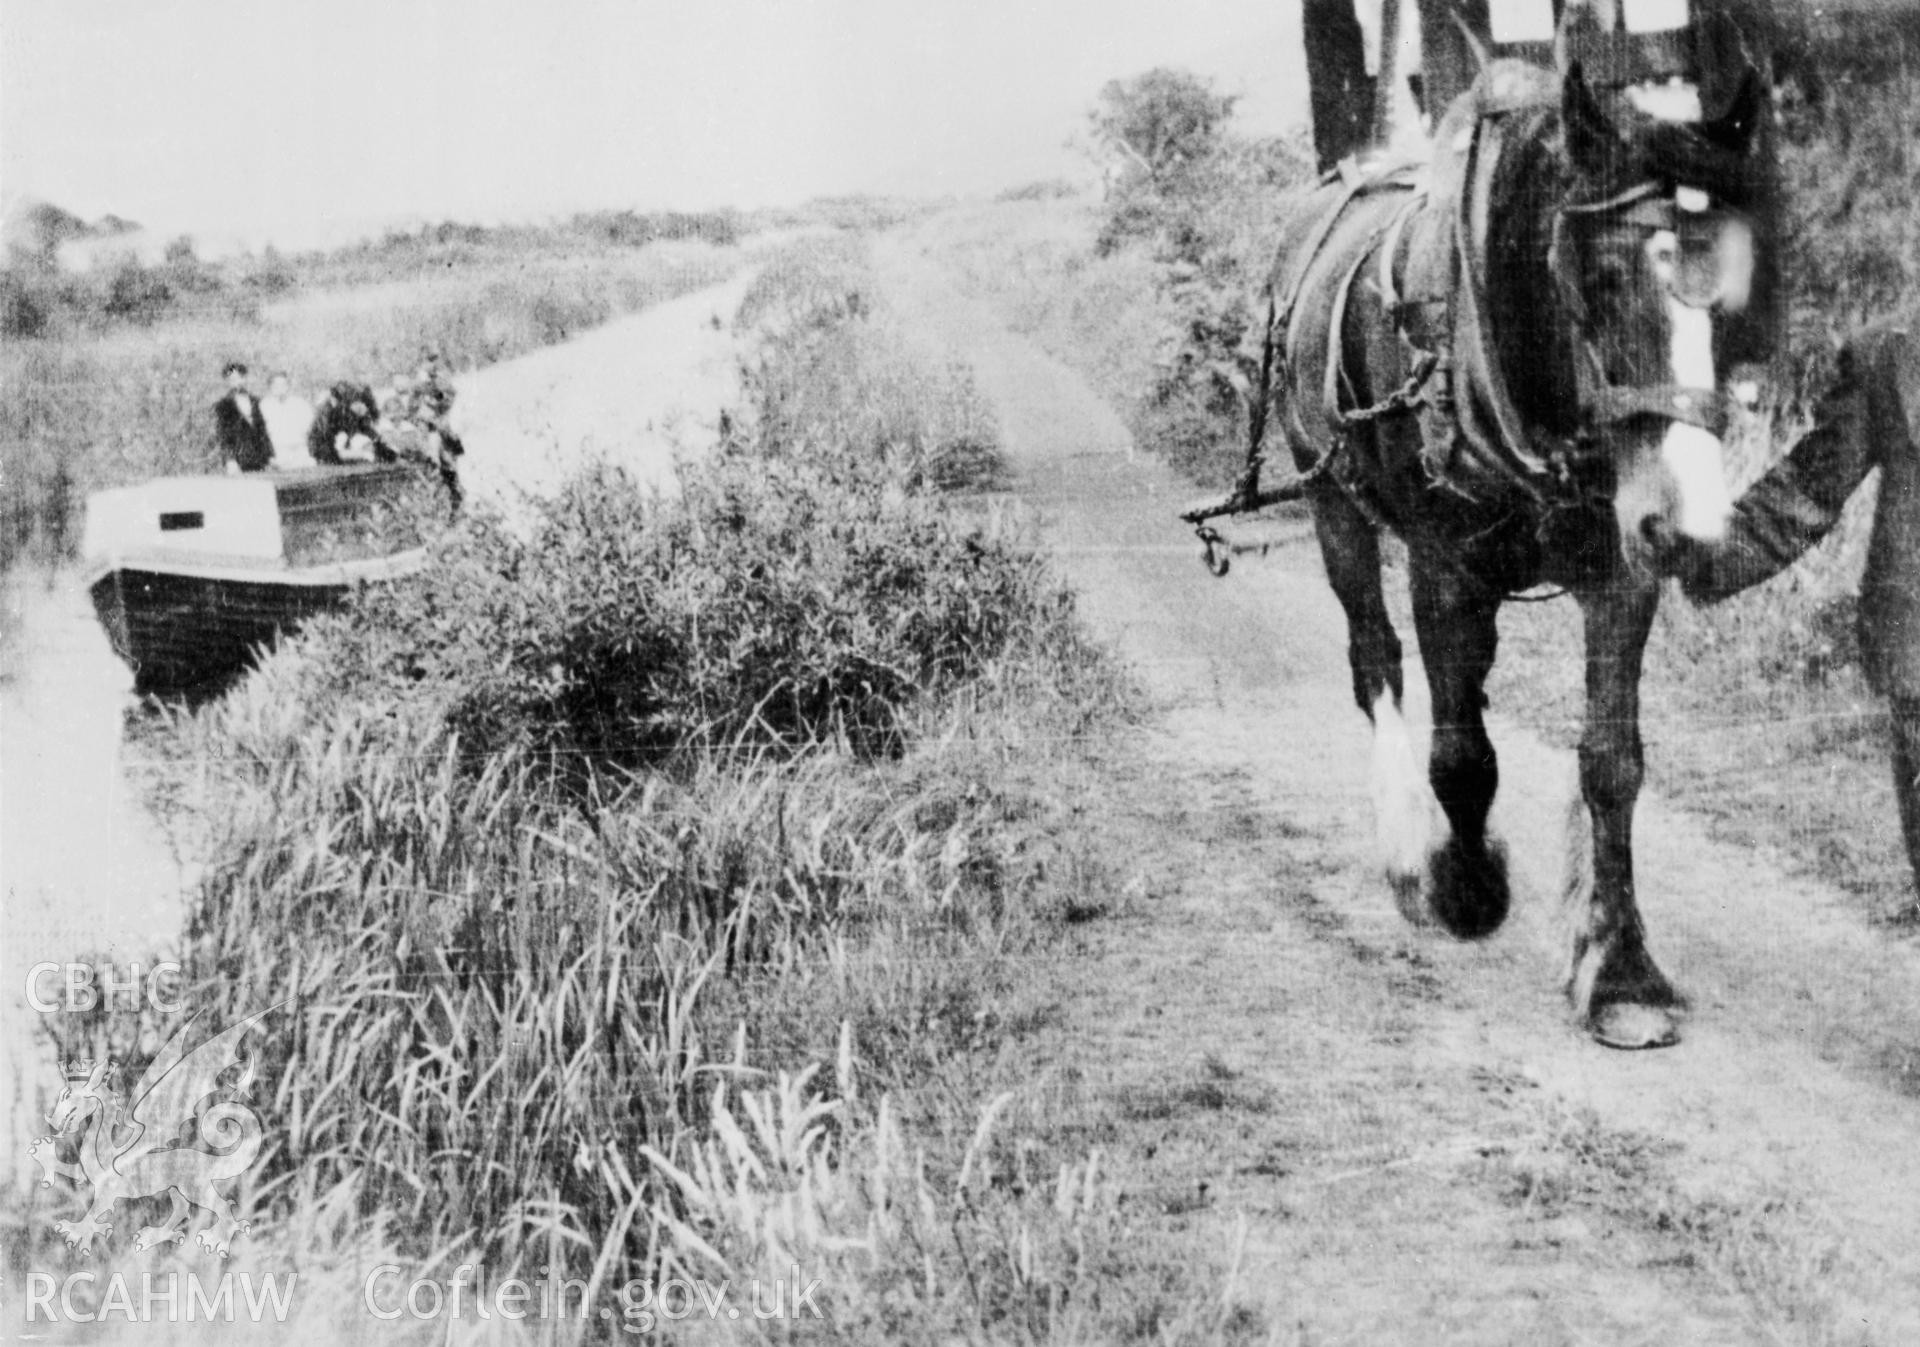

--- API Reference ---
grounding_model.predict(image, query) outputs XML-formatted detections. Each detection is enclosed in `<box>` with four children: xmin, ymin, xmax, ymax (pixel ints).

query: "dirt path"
<box><xmin>876</xmin><ymin>232</ymin><xmax>1920</xmax><ymax>1344</ymax></box>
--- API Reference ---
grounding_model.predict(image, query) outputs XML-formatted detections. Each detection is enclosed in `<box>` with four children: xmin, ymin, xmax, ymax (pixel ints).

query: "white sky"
<box><xmin>3</xmin><ymin>0</ymin><xmax>1315</xmax><ymax>251</ymax></box>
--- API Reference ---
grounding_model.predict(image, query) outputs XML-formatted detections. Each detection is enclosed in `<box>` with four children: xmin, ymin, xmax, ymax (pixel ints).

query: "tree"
<box><xmin>1088</xmin><ymin>69</ymin><xmax>1238</xmax><ymax>190</ymax></box>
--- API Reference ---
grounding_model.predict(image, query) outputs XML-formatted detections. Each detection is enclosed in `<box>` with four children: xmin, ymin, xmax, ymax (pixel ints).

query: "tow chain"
<box><xmin>1182</xmin><ymin>350</ymin><xmax>1443</xmax><ymax>575</ymax></box>
<box><xmin>1338</xmin><ymin>351</ymin><xmax>1441</xmax><ymax>427</ymax></box>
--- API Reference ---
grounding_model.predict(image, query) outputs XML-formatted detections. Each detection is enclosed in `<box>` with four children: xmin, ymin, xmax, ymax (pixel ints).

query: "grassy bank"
<box><xmin>6</xmin><ymin>237</ymin><xmax>1272</xmax><ymax>1343</ymax></box>
<box><xmin>0</xmin><ymin>238</ymin><xmax>741</xmax><ymax>578</ymax></box>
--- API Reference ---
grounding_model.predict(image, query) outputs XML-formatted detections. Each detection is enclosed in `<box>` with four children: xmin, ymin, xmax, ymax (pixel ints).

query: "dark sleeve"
<box><xmin>1677</xmin><ymin>326</ymin><xmax>1892</xmax><ymax>605</ymax></box>
<box><xmin>1859</xmin><ymin>326</ymin><xmax>1920</xmax><ymax>697</ymax></box>
<box><xmin>309</xmin><ymin>407</ymin><xmax>341</xmax><ymax>464</ymax></box>
<box><xmin>212</xmin><ymin>398</ymin><xmax>237</xmax><ymax>456</ymax></box>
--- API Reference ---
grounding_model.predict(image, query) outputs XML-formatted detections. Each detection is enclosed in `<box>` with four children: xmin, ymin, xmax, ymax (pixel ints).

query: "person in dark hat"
<box><xmin>212</xmin><ymin>360</ymin><xmax>274</xmax><ymax>473</ymax></box>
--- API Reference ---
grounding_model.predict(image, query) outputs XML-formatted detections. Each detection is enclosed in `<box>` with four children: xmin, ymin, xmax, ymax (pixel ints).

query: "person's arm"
<box><xmin>308</xmin><ymin>408</ymin><xmax>342</xmax><ymax>465</ymax></box>
<box><xmin>253</xmin><ymin>406</ymin><xmax>275</xmax><ymax>470</ymax></box>
<box><xmin>213</xmin><ymin>399</ymin><xmax>241</xmax><ymax>474</ymax></box>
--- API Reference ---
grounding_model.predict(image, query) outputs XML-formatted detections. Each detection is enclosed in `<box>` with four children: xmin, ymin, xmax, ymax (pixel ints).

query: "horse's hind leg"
<box><xmin>1566</xmin><ymin>580</ymin><xmax>1682</xmax><ymax>1049</ymax></box>
<box><xmin>1308</xmin><ymin>484</ymin><xmax>1436</xmax><ymax>915</ymax></box>
<box><xmin>1406</xmin><ymin>553</ymin><xmax>1510</xmax><ymax>938</ymax></box>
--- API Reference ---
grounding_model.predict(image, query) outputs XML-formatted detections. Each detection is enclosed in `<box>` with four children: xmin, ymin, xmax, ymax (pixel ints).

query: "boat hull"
<box><xmin>86</xmin><ymin>553</ymin><xmax>421</xmax><ymax>697</ymax></box>
<box><xmin>81</xmin><ymin>464</ymin><xmax>431</xmax><ymax>697</ymax></box>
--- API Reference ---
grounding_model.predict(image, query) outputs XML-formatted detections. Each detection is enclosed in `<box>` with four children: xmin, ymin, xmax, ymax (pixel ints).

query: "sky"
<box><xmin>2</xmin><ymin>0</ymin><xmax>1318</xmax><ymax>252</ymax></box>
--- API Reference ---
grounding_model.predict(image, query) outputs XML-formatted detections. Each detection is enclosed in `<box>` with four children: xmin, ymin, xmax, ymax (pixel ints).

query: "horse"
<box><xmin>1242</xmin><ymin>57</ymin><xmax>1772</xmax><ymax>1049</ymax></box>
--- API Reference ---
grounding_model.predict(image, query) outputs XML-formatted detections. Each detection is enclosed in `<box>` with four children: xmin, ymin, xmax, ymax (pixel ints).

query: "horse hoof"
<box><xmin>1589</xmin><ymin>1002</ymin><xmax>1681</xmax><ymax>1050</ymax></box>
<box><xmin>1426</xmin><ymin>836</ymin><xmax>1510</xmax><ymax>940</ymax></box>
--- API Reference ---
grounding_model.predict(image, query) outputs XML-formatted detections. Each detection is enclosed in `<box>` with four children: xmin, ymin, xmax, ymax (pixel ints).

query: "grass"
<box><xmin>1480</xmin><ymin>1101</ymin><xmax>1879</xmax><ymax>1347</ymax></box>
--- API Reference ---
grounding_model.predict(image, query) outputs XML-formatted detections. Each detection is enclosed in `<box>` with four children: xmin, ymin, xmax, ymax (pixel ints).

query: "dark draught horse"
<box><xmin>1253</xmin><ymin>59</ymin><xmax>1773</xmax><ymax>1048</ymax></box>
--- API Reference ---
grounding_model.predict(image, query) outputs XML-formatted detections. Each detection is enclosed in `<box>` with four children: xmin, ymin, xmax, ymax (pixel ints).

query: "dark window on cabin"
<box><xmin>158</xmin><ymin>512</ymin><xmax>205</xmax><ymax>531</ymax></box>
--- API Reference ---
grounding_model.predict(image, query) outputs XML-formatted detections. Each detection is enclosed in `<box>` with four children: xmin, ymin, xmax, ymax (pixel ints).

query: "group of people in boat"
<box><xmin>212</xmin><ymin>352</ymin><xmax>466</xmax><ymax>501</ymax></box>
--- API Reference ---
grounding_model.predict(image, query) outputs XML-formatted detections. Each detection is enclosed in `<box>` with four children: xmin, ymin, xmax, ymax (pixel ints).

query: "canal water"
<box><xmin>0</xmin><ymin>568</ymin><xmax>186</xmax><ymax>1192</ymax></box>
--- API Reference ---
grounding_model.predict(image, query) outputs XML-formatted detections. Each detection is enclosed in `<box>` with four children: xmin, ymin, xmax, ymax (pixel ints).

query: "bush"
<box><xmin>242</xmin><ymin>245</ymin><xmax>298</xmax><ymax>296</ymax></box>
<box><xmin>99</xmin><ymin>256</ymin><xmax>174</xmax><ymax>325</ymax></box>
<box><xmin>0</xmin><ymin>267</ymin><xmax>52</xmax><ymax>337</ymax></box>
<box><xmin>262</xmin><ymin>357</ymin><xmax>1055</xmax><ymax>779</ymax></box>
<box><xmin>1086</xmin><ymin>91</ymin><xmax>1312</xmax><ymax>486</ymax></box>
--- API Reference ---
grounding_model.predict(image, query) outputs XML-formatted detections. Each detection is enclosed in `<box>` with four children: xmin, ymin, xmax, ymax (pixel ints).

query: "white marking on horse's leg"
<box><xmin>1371</xmin><ymin>690</ymin><xmax>1436</xmax><ymax>901</ymax></box>
<box><xmin>1570</xmin><ymin>941</ymin><xmax>1609</xmax><ymax>1021</ymax></box>
<box><xmin>1561</xmin><ymin>784</ymin><xmax>1601</xmax><ymax>1015</ymax></box>
<box><xmin>1660</xmin><ymin>295</ymin><xmax>1731</xmax><ymax>541</ymax></box>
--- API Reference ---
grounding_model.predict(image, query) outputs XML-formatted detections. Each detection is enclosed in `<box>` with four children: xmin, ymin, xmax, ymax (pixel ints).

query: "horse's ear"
<box><xmin>1452</xmin><ymin>9</ymin><xmax>1492</xmax><ymax>77</ymax></box>
<box><xmin>1699</xmin><ymin>66</ymin><xmax>1765</xmax><ymax>154</ymax></box>
<box><xmin>1562</xmin><ymin>62</ymin><xmax>1617</xmax><ymax>174</ymax></box>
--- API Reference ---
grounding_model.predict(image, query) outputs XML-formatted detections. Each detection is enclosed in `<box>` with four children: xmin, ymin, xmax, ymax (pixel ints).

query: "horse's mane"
<box><xmin>1477</xmin><ymin>84</ymin><xmax>1583</xmax><ymax>441</ymax></box>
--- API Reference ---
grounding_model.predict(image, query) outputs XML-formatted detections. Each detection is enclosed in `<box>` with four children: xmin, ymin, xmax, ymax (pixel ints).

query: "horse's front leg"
<box><xmin>1408</xmin><ymin>554</ymin><xmax>1510</xmax><ymax>938</ymax></box>
<box><xmin>1306</xmin><ymin>484</ymin><xmax>1437</xmax><ymax>921</ymax></box>
<box><xmin>1568</xmin><ymin>579</ymin><xmax>1683</xmax><ymax>1048</ymax></box>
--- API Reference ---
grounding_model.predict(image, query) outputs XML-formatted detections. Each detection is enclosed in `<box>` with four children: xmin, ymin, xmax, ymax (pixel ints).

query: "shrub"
<box><xmin>257</xmin><ymin>365</ymin><xmax>1054</xmax><ymax>779</ymax></box>
<box><xmin>1086</xmin><ymin>96</ymin><xmax>1312</xmax><ymax>486</ymax></box>
<box><xmin>242</xmin><ymin>245</ymin><xmax>298</xmax><ymax>296</ymax></box>
<box><xmin>99</xmin><ymin>256</ymin><xmax>174</xmax><ymax>325</ymax></box>
<box><xmin>0</xmin><ymin>267</ymin><xmax>52</xmax><ymax>338</ymax></box>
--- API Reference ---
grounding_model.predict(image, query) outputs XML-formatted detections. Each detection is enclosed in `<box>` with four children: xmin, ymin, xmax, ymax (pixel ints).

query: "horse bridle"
<box><xmin>1550</xmin><ymin>180</ymin><xmax>1733</xmax><ymax>448</ymax></box>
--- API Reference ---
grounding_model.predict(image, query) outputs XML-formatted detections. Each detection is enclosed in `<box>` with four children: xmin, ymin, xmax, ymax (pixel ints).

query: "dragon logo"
<box><xmin>28</xmin><ymin>1006</ymin><xmax>277</xmax><ymax>1259</ymax></box>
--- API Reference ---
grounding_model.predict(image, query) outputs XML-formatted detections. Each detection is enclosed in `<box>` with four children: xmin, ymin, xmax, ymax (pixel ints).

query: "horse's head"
<box><xmin>1531</xmin><ymin>61</ymin><xmax>1766</xmax><ymax>570</ymax></box>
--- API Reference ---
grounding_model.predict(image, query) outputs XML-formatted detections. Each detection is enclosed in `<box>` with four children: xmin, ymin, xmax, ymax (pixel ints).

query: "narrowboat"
<box><xmin>81</xmin><ymin>464</ymin><xmax>429</xmax><ymax>695</ymax></box>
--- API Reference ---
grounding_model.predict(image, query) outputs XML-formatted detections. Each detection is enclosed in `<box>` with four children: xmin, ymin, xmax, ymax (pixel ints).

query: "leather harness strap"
<box><xmin>1267</xmin><ymin>161</ymin><xmax>1425</xmax><ymax>457</ymax></box>
<box><xmin>1548</xmin><ymin>202</ymin><xmax>1731</xmax><ymax>441</ymax></box>
<box><xmin>1450</xmin><ymin>107</ymin><xmax>1556</xmax><ymax>494</ymax></box>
